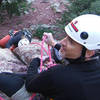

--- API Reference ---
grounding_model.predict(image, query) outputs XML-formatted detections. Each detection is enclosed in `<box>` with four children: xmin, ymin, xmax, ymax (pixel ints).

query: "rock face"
<box><xmin>0</xmin><ymin>39</ymin><xmax>49</xmax><ymax>99</ymax></box>
<box><xmin>0</xmin><ymin>39</ymin><xmax>48</xmax><ymax>73</ymax></box>
<box><xmin>13</xmin><ymin>39</ymin><xmax>48</xmax><ymax>66</ymax></box>
<box><xmin>0</xmin><ymin>48</ymin><xmax>27</xmax><ymax>99</ymax></box>
<box><xmin>0</xmin><ymin>48</ymin><xmax>27</xmax><ymax>73</ymax></box>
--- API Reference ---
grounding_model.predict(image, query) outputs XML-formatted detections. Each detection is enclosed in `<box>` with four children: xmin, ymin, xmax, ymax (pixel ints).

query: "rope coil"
<box><xmin>30</xmin><ymin>35</ymin><xmax>56</xmax><ymax>100</ymax></box>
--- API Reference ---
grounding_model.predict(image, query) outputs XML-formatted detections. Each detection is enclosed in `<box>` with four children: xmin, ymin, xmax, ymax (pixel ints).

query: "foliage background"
<box><xmin>0</xmin><ymin>0</ymin><xmax>100</xmax><ymax>39</ymax></box>
<box><xmin>59</xmin><ymin>0</ymin><xmax>100</xmax><ymax>27</ymax></box>
<box><xmin>0</xmin><ymin>0</ymin><xmax>31</xmax><ymax>22</ymax></box>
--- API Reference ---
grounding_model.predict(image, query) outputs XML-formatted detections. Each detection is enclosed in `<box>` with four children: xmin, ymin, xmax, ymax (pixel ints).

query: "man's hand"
<box><xmin>27</xmin><ymin>57</ymin><xmax>41</xmax><ymax>74</ymax></box>
<box><xmin>43</xmin><ymin>32</ymin><xmax>56</xmax><ymax>47</ymax></box>
<box><xmin>31</xmin><ymin>57</ymin><xmax>40</xmax><ymax>67</ymax></box>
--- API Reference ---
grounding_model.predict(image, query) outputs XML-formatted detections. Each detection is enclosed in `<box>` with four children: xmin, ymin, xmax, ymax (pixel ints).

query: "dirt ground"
<box><xmin>0</xmin><ymin>0</ymin><xmax>67</xmax><ymax>39</ymax></box>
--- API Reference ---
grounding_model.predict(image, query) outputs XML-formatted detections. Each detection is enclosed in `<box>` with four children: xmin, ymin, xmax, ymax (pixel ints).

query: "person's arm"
<box><xmin>0</xmin><ymin>73</ymin><xmax>24</xmax><ymax>97</ymax></box>
<box><xmin>25</xmin><ymin>64</ymin><xmax>61</xmax><ymax>93</ymax></box>
<box><xmin>25</xmin><ymin>69</ymin><xmax>52</xmax><ymax>93</ymax></box>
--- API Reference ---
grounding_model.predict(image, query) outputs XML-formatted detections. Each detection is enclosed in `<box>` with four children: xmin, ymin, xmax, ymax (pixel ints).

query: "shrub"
<box><xmin>32</xmin><ymin>27</ymin><xmax>53</xmax><ymax>39</ymax></box>
<box><xmin>89</xmin><ymin>0</ymin><xmax>100</xmax><ymax>14</ymax></box>
<box><xmin>0</xmin><ymin>0</ymin><xmax>31</xmax><ymax>22</ymax></box>
<box><xmin>59</xmin><ymin>0</ymin><xmax>100</xmax><ymax>26</ymax></box>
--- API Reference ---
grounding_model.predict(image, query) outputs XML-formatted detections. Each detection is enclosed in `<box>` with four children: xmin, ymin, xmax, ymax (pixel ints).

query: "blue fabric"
<box><xmin>5</xmin><ymin>31</ymin><xmax>24</xmax><ymax>48</ymax></box>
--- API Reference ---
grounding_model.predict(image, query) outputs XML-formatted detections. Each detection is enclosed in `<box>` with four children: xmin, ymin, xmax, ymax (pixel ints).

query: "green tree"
<box><xmin>59</xmin><ymin>0</ymin><xmax>100</xmax><ymax>26</ymax></box>
<box><xmin>0</xmin><ymin>0</ymin><xmax>31</xmax><ymax>22</ymax></box>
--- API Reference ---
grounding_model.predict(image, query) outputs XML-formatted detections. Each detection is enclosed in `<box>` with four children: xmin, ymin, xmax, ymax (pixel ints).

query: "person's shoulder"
<box><xmin>46</xmin><ymin>64</ymin><xmax>70</xmax><ymax>73</ymax></box>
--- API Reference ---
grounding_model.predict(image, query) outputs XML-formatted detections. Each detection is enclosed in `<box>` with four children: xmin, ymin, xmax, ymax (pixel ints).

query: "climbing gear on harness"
<box><xmin>65</xmin><ymin>14</ymin><xmax>100</xmax><ymax>50</ymax></box>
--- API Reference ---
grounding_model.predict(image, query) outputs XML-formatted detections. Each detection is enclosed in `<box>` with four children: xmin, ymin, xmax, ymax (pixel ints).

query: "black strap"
<box><xmin>66</xmin><ymin>46</ymin><xmax>87</xmax><ymax>63</ymax></box>
<box><xmin>81</xmin><ymin>46</ymin><xmax>87</xmax><ymax>59</ymax></box>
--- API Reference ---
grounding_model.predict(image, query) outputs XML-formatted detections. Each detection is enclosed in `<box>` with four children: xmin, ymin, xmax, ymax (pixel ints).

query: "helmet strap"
<box><xmin>65</xmin><ymin>46</ymin><xmax>87</xmax><ymax>63</ymax></box>
<box><xmin>81</xmin><ymin>46</ymin><xmax>87</xmax><ymax>59</ymax></box>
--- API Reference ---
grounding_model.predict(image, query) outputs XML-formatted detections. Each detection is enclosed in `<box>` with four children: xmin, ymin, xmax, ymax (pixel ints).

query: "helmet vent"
<box><xmin>80</xmin><ymin>32</ymin><xmax>88</xmax><ymax>40</ymax></box>
<box><xmin>83</xmin><ymin>42</ymin><xmax>86</xmax><ymax>44</ymax></box>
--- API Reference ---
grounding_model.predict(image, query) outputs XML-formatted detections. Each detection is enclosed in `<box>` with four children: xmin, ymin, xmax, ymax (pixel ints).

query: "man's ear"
<box><xmin>85</xmin><ymin>50</ymin><xmax>95</xmax><ymax>58</ymax></box>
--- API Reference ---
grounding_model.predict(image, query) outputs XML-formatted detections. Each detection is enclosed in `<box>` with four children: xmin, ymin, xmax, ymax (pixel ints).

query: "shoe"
<box><xmin>23</xmin><ymin>29</ymin><xmax>32</xmax><ymax>42</ymax></box>
<box><xmin>9</xmin><ymin>29</ymin><xmax>14</xmax><ymax>37</ymax></box>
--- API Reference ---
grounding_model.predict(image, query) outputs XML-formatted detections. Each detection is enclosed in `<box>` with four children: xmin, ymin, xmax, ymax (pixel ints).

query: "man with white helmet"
<box><xmin>0</xmin><ymin>14</ymin><xmax>100</xmax><ymax>100</ymax></box>
<box><xmin>25</xmin><ymin>14</ymin><xmax>100</xmax><ymax>100</ymax></box>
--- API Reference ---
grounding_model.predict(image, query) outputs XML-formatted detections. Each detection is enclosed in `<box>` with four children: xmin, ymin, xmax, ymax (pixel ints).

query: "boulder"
<box><xmin>13</xmin><ymin>39</ymin><xmax>48</xmax><ymax>66</ymax></box>
<box><xmin>0</xmin><ymin>48</ymin><xmax>27</xmax><ymax>73</ymax></box>
<box><xmin>0</xmin><ymin>39</ymin><xmax>48</xmax><ymax>73</ymax></box>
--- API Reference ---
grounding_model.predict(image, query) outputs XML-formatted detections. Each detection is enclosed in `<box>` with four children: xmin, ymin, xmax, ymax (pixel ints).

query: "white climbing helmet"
<box><xmin>18</xmin><ymin>38</ymin><xmax>30</xmax><ymax>47</ymax></box>
<box><xmin>65</xmin><ymin>14</ymin><xmax>100</xmax><ymax>50</ymax></box>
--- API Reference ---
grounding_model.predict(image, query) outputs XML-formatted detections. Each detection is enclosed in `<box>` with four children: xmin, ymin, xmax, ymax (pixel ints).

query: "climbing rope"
<box><xmin>0</xmin><ymin>97</ymin><xmax>5</xmax><ymax>100</ymax></box>
<box><xmin>29</xmin><ymin>35</ymin><xmax>56</xmax><ymax>100</ymax></box>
